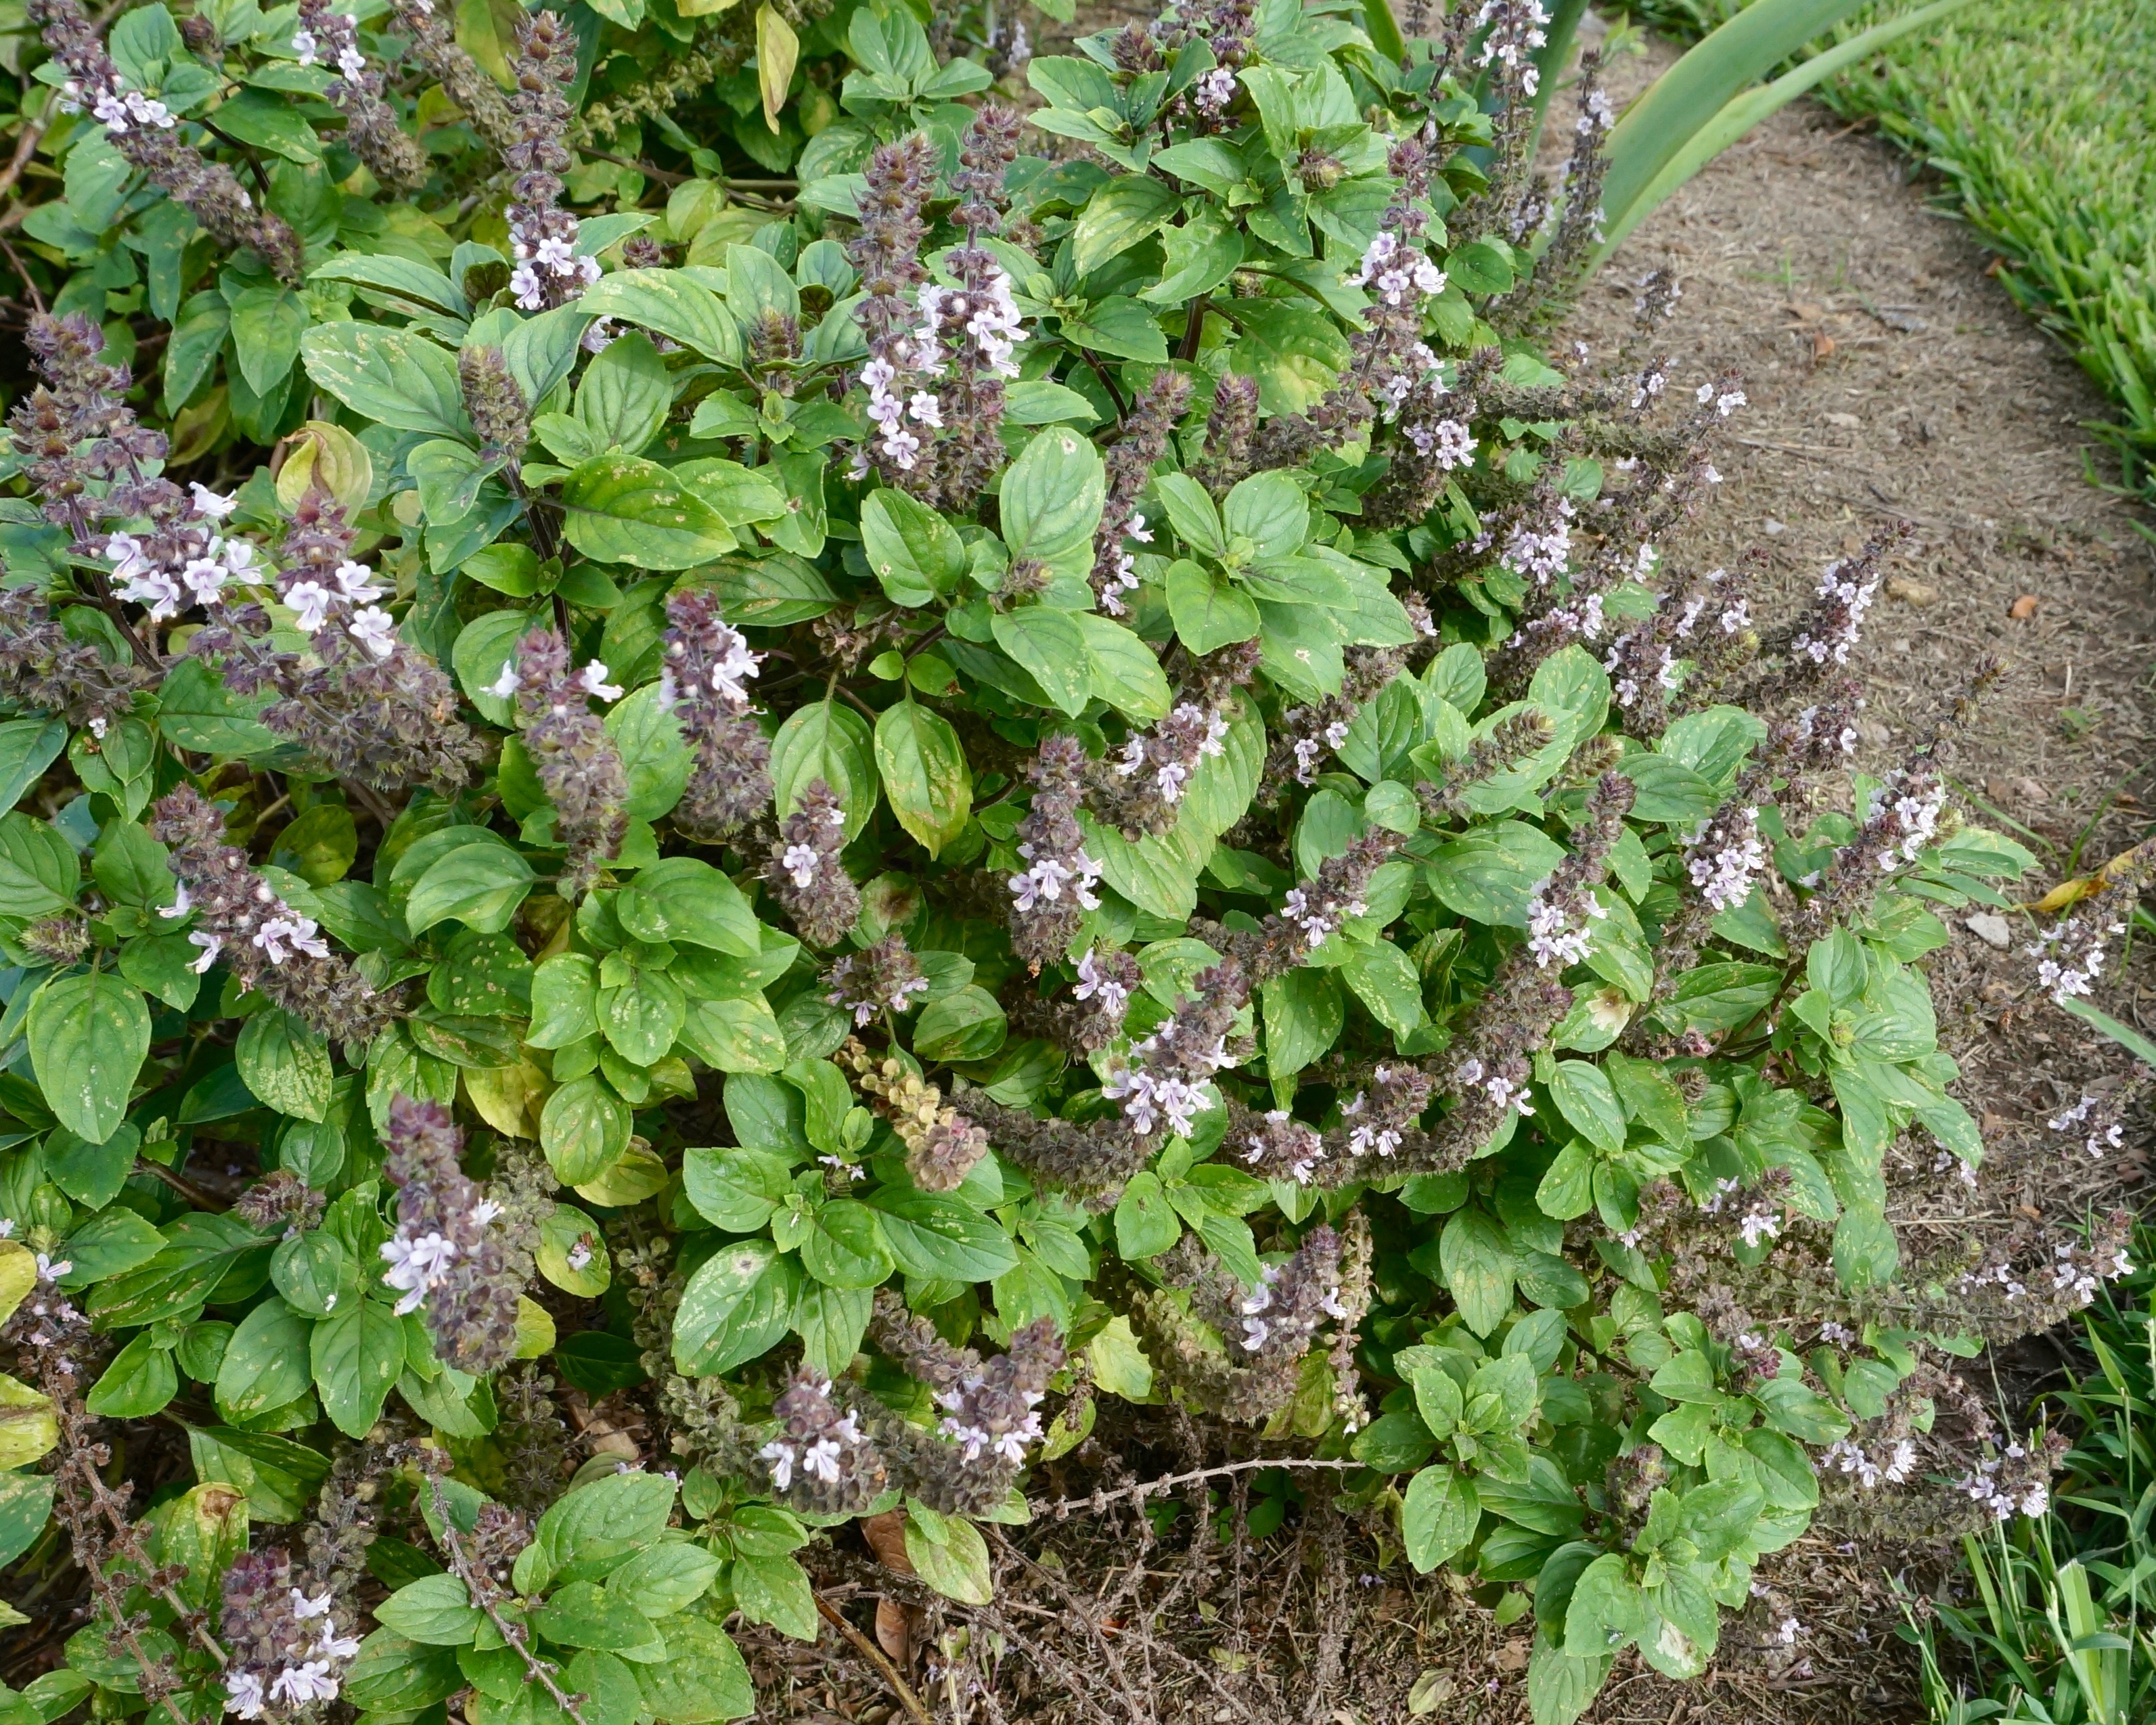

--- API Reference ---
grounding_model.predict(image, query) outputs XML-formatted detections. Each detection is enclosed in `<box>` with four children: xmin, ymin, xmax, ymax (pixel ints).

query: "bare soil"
<box><xmin>759</xmin><ymin>18</ymin><xmax>2156</xmax><ymax>1725</ymax></box>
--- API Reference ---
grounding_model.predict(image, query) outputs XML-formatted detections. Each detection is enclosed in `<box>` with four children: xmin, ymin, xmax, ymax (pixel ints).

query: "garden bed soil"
<box><xmin>745</xmin><ymin>18</ymin><xmax>2156</xmax><ymax>1724</ymax></box>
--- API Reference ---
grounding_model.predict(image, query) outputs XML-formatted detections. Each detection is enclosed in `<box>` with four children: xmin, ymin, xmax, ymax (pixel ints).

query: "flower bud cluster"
<box><xmin>841</xmin><ymin>1039</ymin><xmax>989</xmax><ymax>1193</ymax></box>
<box><xmin>1238</xmin><ymin>1104</ymin><xmax>1327</xmax><ymax>1184</ymax></box>
<box><xmin>1094</xmin><ymin>371</ymin><xmax>1190</xmax><ymax>613</ymax></box>
<box><xmin>1366</xmin><ymin>342</ymin><xmax>1496</xmax><ymax>529</ymax></box>
<box><xmin>1008</xmin><ymin>736</ymin><xmax>1104</xmax><ymax>967</ymax></box>
<box><xmin>297</xmin><ymin>0</ymin><xmax>428</xmax><ymax>191</ymax></box>
<box><xmin>1340</xmin><ymin>1064</ymin><xmax>1438</xmax><ymax>1164</ymax></box>
<box><xmin>504</xmin><ymin>14</ymin><xmax>599</xmax><ymax>311</ymax></box>
<box><xmin>755</xmin><ymin>1369</ymin><xmax>885</xmax><ymax>1515</ymax></box>
<box><xmin>955</xmin><ymin>1088</ymin><xmax>1146</xmax><ymax>1200</ymax></box>
<box><xmin>1135</xmin><ymin>1225</ymin><xmax>1352</xmax><ymax>1423</ymax></box>
<box><xmin>828</xmin><ymin>933</ymin><xmax>930</xmax><ymax>1026</ymax></box>
<box><xmin>385</xmin><ymin>0</ymin><xmax>518</xmax><ymax>155</ymax></box>
<box><xmin>459</xmin><ymin>345</ymin><xmax>531</xmax><ymax>465</ymax></box>
<box><xmin>1433</xmin><ymin>773</ymin><xmax>1635</xmax><ymax>1154</ymax></box>
<box><xmin>1791</xmin><ymin>556</ymin><xmax>1883</xmax><ymax>670</ymax></box>
<box><xmin>765</xmin><ymin>781</ymin><xmax>858</xmax><ymax>946</ymax></box>
<box><xmin>2027</xmin><ymin>911</ymin><xmax>2123</xmax><ymax>1006</ymax></box>
<box><xmin>1190</xmin><ymin>374</ymin><xmax>1259</xmax><ymax>493</ymax></box>
<box><xmin>900</xmin><ymin>105</ymin><xmax>1029</xmax><ymax>508</ymax></box>
<box><xmin>30</xmin><ymin>0</ymin><xmax>304</xmax><ymax>279</ymax></box>
<box><xmin>1089</xmin><ymin>645</ymin><xmax>1257</xmax><ymax>838</ymax></box>
<box><xmin>871</xmin><ymin>1293</ymin><xmax>1064</xmax><ymax>1515</ymax></box>
<box><xmin>150</xmin><ymin>786</ymin><xmax>390</xmax><ymax>1047</ymax></box>
<box><xmin>1267</xmin><ymin>644</ymin><xmax>1409</xmax><ymax>790</ymax></box>
<box><xmin>195</xmin><ymin>484</ymin><xmax>482</xmax><ymax>794</ymax></box>
<box><xmin>2047</xmin><ymin>1085</ymin><xmax>2137</xmax><ymax>1159</ymax></box>
<box><xmin>1066</xmin><ymin>945</ymin><xmax>1140</xmax><ymax>1052</ymax></box>
<box><xmin>1417</xmin><ymin>709</ymin><xmax>1556</xmax><ymax>822</ymax></box>
<box><xmin>379</xmin><ymin>1097</ymin><xmax>528</xmax><ymax>1374</ymax></box>
<box><xmin>848</xmin><ymin>135</ymin><xmax>939</xmax><ymax>479</ymax></box>
<box><xmin>1473</xmin><ymin>0</ymin><xmax>1552</xmax><ymax>96</ymax></box>
<box><xmin>506</xmin><ymin>627</ymin><xmax>629</xmax><ymax>896</ymax></box>
<box><xmin>656</xmin><ymin>587</ymin><xmax>771</xmax><ymax>841</ymax></box>
<box><xmin>1957</xmin><ymin>1429</ymin><xmax>2071</xmax><ymax>1523</ymax></box>
<box><xmin>1235</xmin><ymin>830</ymin><xmax>1403</xmax><ymax>985</ymax></box>
<box><xmin>0</xmin><ymin>585</ymin><xmax>153</xmax><ymax>732</ymax></box>
<box><xmin>233</xmin><ymin>1170</ymin><xmax>326</xmax><ymax>1238</ymax></box>
<box><xmin>1105</xmin><ymin>956</ymin><xmax>1246</xmax><ymax>1140</ymax></box>
<box><xmin>218</xmin><ymin>1548</ymin><xmax>363</xmax><ymax>1719</ymax></box>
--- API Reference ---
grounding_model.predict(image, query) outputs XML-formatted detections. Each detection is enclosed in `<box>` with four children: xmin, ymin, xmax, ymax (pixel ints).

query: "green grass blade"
<box><xmin>1600</xmin><ymin>0</ymin><xmax>1875</xmax><ymax>231</ymax></box>
<box><xmin>2059</xmin><ymin>997</ymin><xmax>2156</xmax><ymax>1072</ymax></box>
<box><xmin>1597</xmin><ymin>0</ymin><xmax>1980</xmax><ymax>256</ymax></box>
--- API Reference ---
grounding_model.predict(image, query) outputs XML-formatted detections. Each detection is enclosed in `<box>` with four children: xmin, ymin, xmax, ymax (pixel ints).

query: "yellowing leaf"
<box><xmin>757</xmin><ymin>3</ymin><xmax>800</xmax><ymax>133</ymax></box>
<box><xmin>573</xmin><ymin>1141</ymin><xmax>670</xmax><ymax>1207</ymax></box>
<box><xmin>0</xmin><ymin>1372</ymin><xmax>58</xmax><ymax>1469</ymax></box>
<box><xmin>464</xmin><ymin>1058</ymin><xmax>552</xmax><ymax>1139</ymax></box>
<box><xmin>513</xmin><ymin>1297</ymin><xmax>557</xmax><ymax>1360</ymax></box>
<box><xmin>275</xmin><ymin>420</ymin><xmax>373</xmax><ymax>514</ymax></box>
<box><xmin>0</xmin><ymin>1241</ymin><xmax>35</xmax><ymax>1328</ymax></box>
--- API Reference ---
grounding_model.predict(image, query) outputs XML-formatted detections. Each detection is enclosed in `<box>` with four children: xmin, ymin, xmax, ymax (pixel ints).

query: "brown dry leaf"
<box><xmin>2008</xmin><ymin>593</ymin><xmax>2040</xmax><ymax>619</ymax></box>
<box><xmin>1812</xmin><ymin>331</ymin><xmax>1837</xmax><ymax>360</ymax></box>
<box><xmin>861</xmin><ymin>1509</ymin><xmax>913</xmax><ymax>1573</ymax></box>
<box><xmin>1885</xmin><ymin>575</ymin><xmax>1937</xmax><ymax>605</ymax></box>
<box><xmin>1495</xmin><ymin>1638</ymin><xmax>1529</xmax><ymax>1672</ymax></box>
<box><xmin>874</xmin><ymin>1597</ymin><xmax>914</xmax><ymax>1663</ymax></box>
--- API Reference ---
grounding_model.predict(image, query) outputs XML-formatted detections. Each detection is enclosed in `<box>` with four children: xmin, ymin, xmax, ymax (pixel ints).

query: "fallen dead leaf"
<box><xmin>1812</xmin><ymin>332</ymin><xmax>1837</xmax><ymax>359</ymax></box>
<box><xmin>1824</xmin><ymin>411</ymin><xmax>1862</xmax><ymax>429</ymax></box>
<box><xmin>1885</xmin><ymin>575</ymin><xmax>1937</xmax><ymax>605</ymax></box>
<box><xmin>862</xmin><ymin>1509</ymin><xmax>913</xmax><ymax>1573</ymax></box>
<box><xmin>2008</xmin><ymin>594</ymin><xmax>2040</xmax><ymax>619</ymax></box>
<box><xmin>1495</xmin><ymin>1640</ymin><xmax>1529</xmax><ymax>1672</ymax></box>
<box><xmin>874</xmin><ymin>1596</ymin><xmax>914</xmax><ymax>1663</ymax></box>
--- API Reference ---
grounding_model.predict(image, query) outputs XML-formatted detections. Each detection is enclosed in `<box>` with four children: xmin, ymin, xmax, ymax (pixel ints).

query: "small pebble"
<box><xmin>1965</xmin><ymin>912</ymin><xmax>2011</xmax><ymax>950</ymax></box>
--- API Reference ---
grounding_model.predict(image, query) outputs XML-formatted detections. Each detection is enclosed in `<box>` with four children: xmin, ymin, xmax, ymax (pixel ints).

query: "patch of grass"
<box><xmin>1625</xmin><ymin>0</ymin><xmax>2156</xmax><ymax>510</ymax></box>
<box><xmin>1895</xmin><ymin>1218</ymin><xmax>2156</xmax><ymax>1724</ymax></box>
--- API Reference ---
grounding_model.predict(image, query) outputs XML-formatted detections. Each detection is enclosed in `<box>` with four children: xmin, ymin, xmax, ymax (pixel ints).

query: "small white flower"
<box><xmin>782</xmin><ymin>843</ymin><xmax>819</xmax><ymax>888</ymax></box>
<box><xmin>225</xmin><ymin>1674</ymin><xmax>267</xmax><ymax>1719</ymax></box>
<box><xmin>284</xmin><ymin>580</ymin><xmax>334</xmax><ymax>634</ymax></box>
<box><xmin>346</xmin><ymin>606</ymin><xmax>398</xmax><ymax>660</ymax></box>
<box><xmin>379</xmin><ymin>1231</ymin><xmax>457</xmax><ymax>1316</ymax></box>
<box><xmin>314</xmin><ymin>1630</ymin><xmax>362</xmax><ymax>1663</ymax></box>
<box><xmin>270</xmin><ymin>1663</ymin><xmax>339</xmax><ymax>1707</ymax></box>
<box><xmin>484</xmin><ymin>663</ymin><xmax>521</xmax><ymax>699</ymax></box>
<box><xmin>1073</xmin><ymin>951</ymin><xmax>1127</xmax><ymax>1015</ymax></box>
<box><xmin>333</xmin><ymin>560</ymin><xmax>387</xmax><ymax>603</ymax></box>
<box><xmin>187</xmin><ymin>931</ymin><xmax>223</xmax><ymax>973</ymax></box>
<box><xmin>190</xmin><ymin>482</ymin><xmax>240</xmax><ymax>519</ymax></box>
<box><xmin>578</xmin><ymin>662</ymin><xmax>625</xmax><ymax>700</ymax></box>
